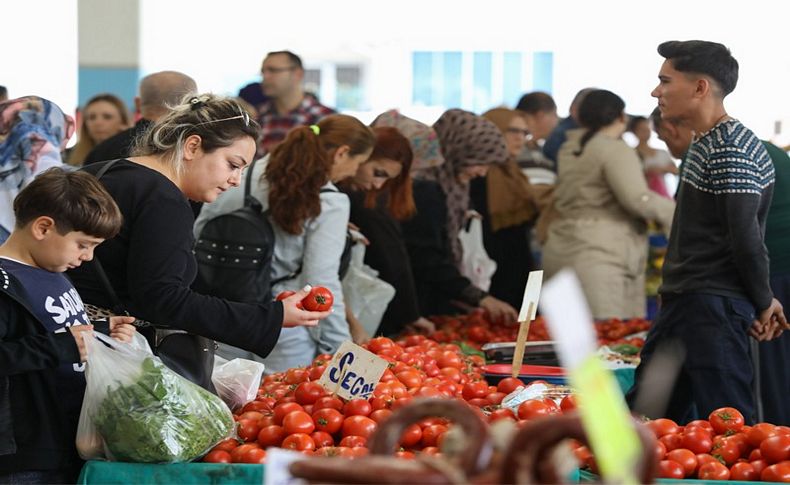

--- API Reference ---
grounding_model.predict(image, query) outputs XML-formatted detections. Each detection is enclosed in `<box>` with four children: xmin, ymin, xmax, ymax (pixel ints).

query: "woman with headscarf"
<box><xmin>0</xmin><ymin>96</ymin><xmax>75</xmax><ymax>243</ymax></box>
<box><xmin>469</xmin><ymin>108</ymin><xmax>538</xmax><ymax>308</ymax></box>
<box><xmin>401</xmin><ymin>109</ymin><xmax>518</xmax><ymax>322</ymax></box>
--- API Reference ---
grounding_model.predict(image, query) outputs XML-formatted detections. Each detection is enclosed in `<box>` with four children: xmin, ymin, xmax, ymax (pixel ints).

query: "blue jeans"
<box><xmin>627</xmin><ymin>293</ymin><xmax>757</xmax><ymax>424</ymax></box>
<box><xmin>0</xmin><ymin>469</ymin><xmax>77</xmax><ymax>484</ymax></box>
<box><xmin>757</xmin><ymin>272</ymin><xmax>790</xmax><ymax>425</ymax></box>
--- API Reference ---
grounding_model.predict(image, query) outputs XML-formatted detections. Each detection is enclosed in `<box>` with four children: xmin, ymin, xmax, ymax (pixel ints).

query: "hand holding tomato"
<box><xmin>301</xmin><ymin>286</ymin><xmax>334</xmax><ymax>312</ymax></box>
<box><xmin>281</xmin><ymin>286</ymin><xmax>331</xmax><ymax>328</ymax></box>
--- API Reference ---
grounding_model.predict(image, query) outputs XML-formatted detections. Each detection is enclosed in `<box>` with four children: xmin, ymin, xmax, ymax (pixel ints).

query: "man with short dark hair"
<box><xmin>542</xmin><ymin>87</ymin><xmax>596</xmax><ymax>165</ymax></box>
<box><xmin>256</xmin><ymin>50</ymin><xmax>334</xmax><ymax>155</ymax></box>
<box><xmin>628</xmin><ymin>40</ymin><xmax>787</xmax><ymax>424</ymax></box>
<box><xmin>84</xmin><ymin>71</ymin><xmax>197</xmax><ymax>165</ymax></box>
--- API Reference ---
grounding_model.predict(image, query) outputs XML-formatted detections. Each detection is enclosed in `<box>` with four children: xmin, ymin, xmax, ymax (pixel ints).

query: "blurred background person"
<box><xmin>65</xmin><ymin>93</ymin><xmax>130</xmax><ymax>166</ymax></box>
<box><xmin>542</xmin><ymin>90</ymin><xmax>675</xmax><ymax>319</ymax></box>
<box><xmin>0</xmin><ymin>96</ymin><xmax>75</xmax><ymax>243</ymax></box>
<box><xmin>628</xmin><ymin>115</ymin><xmax>678</xmax><ymax>198</ymax></box>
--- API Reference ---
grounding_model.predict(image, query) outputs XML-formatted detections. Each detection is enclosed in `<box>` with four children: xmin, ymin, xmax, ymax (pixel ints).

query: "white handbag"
<box><xmin>458</xmin><ymin>216</ymin><xmax>497</xmax><ymax>292</ymax></box>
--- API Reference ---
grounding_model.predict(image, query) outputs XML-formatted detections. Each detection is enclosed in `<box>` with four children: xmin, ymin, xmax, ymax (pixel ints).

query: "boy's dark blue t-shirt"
<box><xmin>0</xmin><ymin>257</ymin><xmax>89</xmax><ymax>420</ymax></box>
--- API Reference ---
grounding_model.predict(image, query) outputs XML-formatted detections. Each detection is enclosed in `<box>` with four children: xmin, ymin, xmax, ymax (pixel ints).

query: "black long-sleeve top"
<box><xmin>68</xmin><ymin>160</ymin><xmax>283</xmax><ymax>356</ymax></box>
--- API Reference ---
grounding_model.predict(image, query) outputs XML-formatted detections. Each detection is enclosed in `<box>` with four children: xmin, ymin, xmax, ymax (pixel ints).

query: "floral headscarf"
<box><xmin>0</xmin><ymin>96</ymin><xmax>75</xmax><ymax>240</ymax></box>
<box><xmin>418</xmin><ymin>109</ymin><xmax>508</xmax><ymax>265</ymax></box>
<box><xmin>371</xmin><ymin>109</ymin><xmax>444</xmax><ymax>172</ymax></box>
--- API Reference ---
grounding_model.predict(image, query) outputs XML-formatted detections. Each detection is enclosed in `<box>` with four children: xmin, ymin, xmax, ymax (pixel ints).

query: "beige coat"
<box><xmin>542</xmin><ymin>129</ymin><xmax>675</xmax><ymax>319</ymax></box>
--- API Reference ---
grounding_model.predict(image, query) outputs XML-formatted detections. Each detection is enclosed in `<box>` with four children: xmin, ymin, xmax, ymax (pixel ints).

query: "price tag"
<box><xmin>511</xmin><ymin>270</ymin><xmax>544</xmax><ymax>377</ymax></box>
<box><xmin>540</xmin><ymin>269</ymin><xmax>641</xmax><ymax>485</ymax></box>
<box><xmin>316</xmin><ymin>341</ymin><xmax>389</xmax><ymax>401</ymax></box>
<box><xmin>263</xmin><ymin>448</ymin><xmax>306</xmax><ymax>485</ymax></box>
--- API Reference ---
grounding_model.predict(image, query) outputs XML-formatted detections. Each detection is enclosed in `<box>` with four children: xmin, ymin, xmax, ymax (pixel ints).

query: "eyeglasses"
<box><xmin>505</xmin><ymin>127</ymin><xmax>530</xmax><ymax>137</ymax></box>
<box><xmin>196</xmin><ymin>109</ymin><xmax>251</xmax><ymax>127</ymax></box>
<box><xmin>261</xmin><ymin>66</ymin><xmax>296</xmax><ymax>75</ymax></box>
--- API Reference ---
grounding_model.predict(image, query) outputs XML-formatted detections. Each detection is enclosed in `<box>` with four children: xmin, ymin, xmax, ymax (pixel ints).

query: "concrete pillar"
<box><xmin>78</xmin><ymin>0</ymin><xmax>140</xmax><ymax>112</ymax></box>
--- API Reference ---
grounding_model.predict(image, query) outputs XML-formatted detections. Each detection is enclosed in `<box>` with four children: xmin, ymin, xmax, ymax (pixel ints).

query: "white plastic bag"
<box><xmin>342</xmin><ymin>243</ymin><xmax>396</xmax><ymax>336</ymax></box>
<box><xmin>76</xmin><ymin>331</ymin><xmax>235</xmax><ymax>463</ymax></box>
<box><xmin>211</xmin><ymin>356</ymin><xmax>265</xmax><ymax>411</ymax></box>
<box><xmin>458</xmin><ymin>216</ymin><xmax>497</xmax><ymax>291</ymax></box>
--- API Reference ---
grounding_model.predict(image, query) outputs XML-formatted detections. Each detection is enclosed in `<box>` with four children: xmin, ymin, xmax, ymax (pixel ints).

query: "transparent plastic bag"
<box><xmin>76</xmin><ymin>331</ymin><xmax>235</xmax><ymax>463</ymax></box>
<box><xmin>458</xmin><ymin>216</ymin><xmax>497</xmax><ymax>292</ymax></box>
<box><xmin>341</xmin><ymin>243</ymin><xmax>396</xmax><ymax>336</ymax></box>
<box><xmin>211</xmin><ymin>356</ymin><xmax>265</xmax><ymax>411</ymax></box>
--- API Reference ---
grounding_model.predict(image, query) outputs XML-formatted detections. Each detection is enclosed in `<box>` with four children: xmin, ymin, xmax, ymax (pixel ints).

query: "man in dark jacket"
<box><xmin>84</xmin><ymin>71</ymin><xmax>196</xmax><ymax>165</ymax></box>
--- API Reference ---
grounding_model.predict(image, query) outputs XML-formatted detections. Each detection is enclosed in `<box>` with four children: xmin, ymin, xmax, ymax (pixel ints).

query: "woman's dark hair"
<box><xmin>132</xmin><ymin>93</ymin><xmax>260</xmax><ymax>175</ymax></box>
<box><xmin>657</xmin><ymin>40</ymin><xmax>738</xmax><ymax>97</ymax></box>
<box><xmin>573</xmin><ymin>89</ymin><xmax>626</xmax><ymax>156</ymax></box>
<box><xmin>266</xmin><ymin>114</ymin><xmax>375</xmax><ymax>235</ymax></box>
<box><xmin>364</xmin><ymin>127</ymin><xmax>416</xmax><ymax>221</ymax></box>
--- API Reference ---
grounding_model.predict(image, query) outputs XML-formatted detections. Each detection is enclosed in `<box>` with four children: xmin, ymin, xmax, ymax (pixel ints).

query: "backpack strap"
<box><xmin>243</xmin><ymin>159</ymin><xmax>263</xmax><ymax>213</ymax></box>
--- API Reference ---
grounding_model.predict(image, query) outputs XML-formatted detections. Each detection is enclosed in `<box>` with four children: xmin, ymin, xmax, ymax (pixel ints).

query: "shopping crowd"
<box><xmin>0</xmin><ymin>40</ymin><xmax>789</xmax><ymax>483</ymax></box>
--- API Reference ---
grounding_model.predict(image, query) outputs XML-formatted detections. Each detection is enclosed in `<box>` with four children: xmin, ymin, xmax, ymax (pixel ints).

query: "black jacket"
<box><xmin>83</xmin><ymin>119</ymin><xmax>152</xmax><ymax>166</ymax></box>
<box><xmin>400</xmin><ymin>180</ymin><xmax>486</xmax><ymax>316</ymax></box>
<box><xmin>0</xmin><ymin>261</ymin><xmax>97</xmax><ymax>473</ymax></box>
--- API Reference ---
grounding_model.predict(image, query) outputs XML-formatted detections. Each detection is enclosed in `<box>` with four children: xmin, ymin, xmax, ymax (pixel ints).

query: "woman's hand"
<box><xmin>109</xmin><ymin>316</ymin><xmax>137</xmax><ymax>343</ymax></box>
<box><xmin>69</xmin><ymin>324</ymin><xmax>94</xmax><ymax>362</ymax></box>
<box><xmin>478</xmin><ymin>296</ymin><xmax>518</xmax><ymax>325</ymax></box>
<box><xmin>282</xmin><ymin>286</ymin><xmax>331</xmax><ymax>328</ymax></box>
<box><xmin>406</xmin><ymin>317</ymin><xmax>436</xmax><ymax>334</ymax></box>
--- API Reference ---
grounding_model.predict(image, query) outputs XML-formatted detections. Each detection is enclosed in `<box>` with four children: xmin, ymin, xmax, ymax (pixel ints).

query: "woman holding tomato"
<box><xmin>338</xmin><ymin>123</ymin><xmax>437</xmax><ymax>337</ymax></box>
<box><xmin>196</xmin><ymin>114</ymin><xmax>376</xmax><ymax>372</ymax></box>
<box><xmin>400</xmin><ymin>109</ymin><xmax>519</xmax><ymax>322</ymax></box>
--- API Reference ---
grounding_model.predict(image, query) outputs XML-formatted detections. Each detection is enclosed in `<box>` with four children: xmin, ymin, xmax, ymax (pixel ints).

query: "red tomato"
<box><xmin>283</xmin><ymin>410</ymin><xmax>315</xmax><ymax>435</ymax></box>
<box><xmin>486</xmin><ymin>392</ymin><xmax>506</xmax><ymax>405</ymax></box>
<box><xmin>760</xmin><ymin>434</ymin><xmax>790</xmax><ymax>464</ymax></box>
<box><xmin>257</xmin><ymin>425</ymin><xmax>286</xmax><ymax>447</ymax></box>
<box><xmin>467</xmin><ymin>325</ymin><xmax>490</xmax><ymax>343</ymax></box>
<box><xmin>367</xmin><ymin>337</ymin><xmax>396</xmax><ymax>354</ymax></box>
<box><xmin>308</xmin><ymin>365</ymin><xmax>326</xmax><ymax>381</ymax></box>
<box><xmin>667</xmin><ymin>449</ymin><xmax>698</xmax><ymax>477</ymax></box>
<box><xmin>648</xmin><ymin>418</ymin><xmax>681</xmax><ymax>438</ymax></box>
<box><xmin>241</xmin><ymin>448</ymin><xmax>267</xmax><ymax>464</ymax></box>
<box><xmin>310</xmin><ymin>431</ymin><xmax>334</xmax><ymax>448</ymax></box>
<box><xmin>682</xmin><ymin>430</ymin><xmax>714</xmax><ymax>454</ymax></box>
<box><xmin>313</xmin><ymin>408</ymin><xmax>344</xmax><ymax>434</ymax></box>
<box><xmin>370</xmin><ymin>409</ymin><xmax>393</xmax><ymax>424</ymax></box>
<box><xmin>395</xmin><ymin>450</ymin><xmax>416</xmax><ymax>459</ymax></box>
<box><xmin>283</xmin><ymin>368</ymin><xmax>309</xmax><ymax>385</ymax></box>
<box><xmin>396</xmin><ymin>370</ymin><xmax>424</xmax><ymax>389</ymax></box>
<box><xmin>437</xmin><ymin>351</ymin><xmax>464</xmax><ymax>369</ymax></box>
<box><xmin>275</xmin><ymin>290</ymin><xmax>295</xmax><ymax>301</ymax></box>
<box><xmin>748</xmin><ymin>423</ymin><xmax>778</xmax><ymax>447</ymax></box>
<box><xmin>230</xmin><ymin>443</ymin><xmax>260</xmax><ymax>463</ymax></box>
<box><xmin>654</xmin><ymin>440</ymin><xmax>667</xmax><ymax>464</ymax></box>
<box><xmin>294</xmin><ymin>382</ymin><xmax>325</xmax><ymax>405</ymax></box>
<box><xmin>461</xmin><ymin>381</ymin><xmax>489</xmax><ymax>401</ymax></box>
<box><xmin>751</xmin><ymin>459</ymin><xmax>769</xmax><ymax>475</ymax></box>
<box><xmin>400</xmin><ymin>424</ymin><xmax>423</xmax><ymax>448</ymax></box>
<box><xmin>301</xmin><ymin>286</ymin><xmax>333</xmax><ymax>311</ymax></box>
<box><xmin>211</xmin><ymin>438</ymin><xmax>240</xmax><ymax>453</ymax></box>
<box><xmin>243</xmin><ymin>398</ymin><xmax>277</xmax><ymax>414</ymax></box>
<box><xmin>273</xmin><ymin>402</ymin><xmax>304</xmax><ymax>425</ymax></box>
<box><xmin>560</xmin><ymin>395</ymin><xmax>578</xmax><ymax>412</ymax></box>
<box><xmin>203</xmin><ymin>450</ymin><xmax>232</xmax><ymax>463</ymax></box>
<box><xmin>709</xmin><ymin>407</ymin><xmax>745</xmax><ymax>435</ymax></box>
<box><xmin>686</xmin><ymin>419</ymin><xmax>715</xmax><ymax>435</ymax></box>
<box><xmin>312</xmin><ymin>353</ymin><xmax>334</xmax><ymax>366</ymax></box>
<box><xmin>488</xmin><ymin>408</ymin><xmax>517</xmax><ymax>422</ymax></box>
<box><xmin>339</xmin><ymin>435</ymin><xmax>367</xmax><ymax>448</ymax></box>
<box><xmin>517</xmin><ymin>399</ymin><xmax>555</xmax><ymax>420</ymax></box>
<box><xmin>698</xmin><ymin>461</ymin><xmax>730</xmax><ymax>480</ymax></box>
<box><xmin>658</xmin><ymin>460</ymin><xmax>685</xmax><ymax>479</ymax></box>
<box><xmin>237</xmin><ymin>418</ymin><xmax>261</xmax><ymax>442</ymax></box>
<box><xmin>713</xmin><ymin>442</ymin><xmax>743</xmax><ymax>466</ymax></box>
<box><xmin>730</xmin><ymin>462</ymin><xmax>759</xmax><ymax>481</ymax></box>
<box><xmin>343</xmin><ymin>399</ymin><xmax>372</xmax><ymax>417</ymax></box>
<box><xmin>761</xmin><ymin>462</ymin><xmax>790</xmax><ymax>482</ymax></box>
<box><xmin>660</xmin><ymin>433</ymin><xmax>684</xmax><ymax>452</ymax></box>
<box><xmin>421</xmin><ymin>424</ymin><xmax>449</xmax><ymax>448</ymax></box>
<box><xmin>282</xmin><ymin>433</ymin><xmax>316</xmax><ymax>452</ymax></box>
<box><xmin>313</xmin><ymin>396</ymin><xmax>344</xmax><ymax>412</ymax></box>
<box><xmin>342</xmin><ymin>415</ymin><xmax>378</xmax><ymax>438</ymax></box>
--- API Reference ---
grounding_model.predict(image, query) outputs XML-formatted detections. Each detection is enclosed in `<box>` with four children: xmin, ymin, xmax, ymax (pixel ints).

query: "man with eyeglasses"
<box><xmin>256</xmin><ymin>51</ymin><xmax>335</xmax><ymax>155</ymax></box>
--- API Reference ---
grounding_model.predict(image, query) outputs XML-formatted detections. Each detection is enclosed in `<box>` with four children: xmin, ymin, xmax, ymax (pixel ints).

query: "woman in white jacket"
<box><xmin>195</xmin><ymin>115</ymin><xmax>375</xmax><ymax>372</ymax></box>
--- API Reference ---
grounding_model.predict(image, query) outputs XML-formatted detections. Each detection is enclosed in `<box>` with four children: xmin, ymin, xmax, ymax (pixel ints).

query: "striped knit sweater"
<box><xmin>660</xmin><ymin>119</ymin><xmax>775</xmax><ymax>310</ymax></box>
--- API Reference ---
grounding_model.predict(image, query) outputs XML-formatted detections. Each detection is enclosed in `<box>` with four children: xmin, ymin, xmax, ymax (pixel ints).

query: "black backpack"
<box><xmin>193</xmin><ymin>161</ymin><xmax>353</xmax><ymax>303</ymax></box>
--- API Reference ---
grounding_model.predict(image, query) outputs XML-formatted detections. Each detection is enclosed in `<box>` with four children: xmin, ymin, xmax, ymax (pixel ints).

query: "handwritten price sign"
<box><xmin>316</xmin><ymin>341</ymin><xmax>389</xmax><ymax>400</ymax></box>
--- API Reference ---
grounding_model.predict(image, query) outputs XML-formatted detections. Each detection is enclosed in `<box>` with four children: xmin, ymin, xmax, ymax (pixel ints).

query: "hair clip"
<box><xmin>310</xmin><ymin>124</ymin><xmax>320</xmax><ymax>136</ymax></box>
<box><xmin>189</xmin><ymin>97</ymin><xmax>205</xmax><ymax>110</ymax></box>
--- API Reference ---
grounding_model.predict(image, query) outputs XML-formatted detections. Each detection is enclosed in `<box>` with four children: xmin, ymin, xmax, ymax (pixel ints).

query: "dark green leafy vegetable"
<box><xmin>94</xmin><ymin>357</ymin><xmax>234</xmax><ymax>463</ymax></box>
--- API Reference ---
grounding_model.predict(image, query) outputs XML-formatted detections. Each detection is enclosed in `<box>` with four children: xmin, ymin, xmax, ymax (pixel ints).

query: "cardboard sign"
<box><xmin>316</xmin><ymin>341</ymin><xmax>389</xmax><ymax>400</ymax></box>
<box><xmin>540</xmin><ymin>269</ymin><xmax>640</xmax><ymax>485</ymax></box>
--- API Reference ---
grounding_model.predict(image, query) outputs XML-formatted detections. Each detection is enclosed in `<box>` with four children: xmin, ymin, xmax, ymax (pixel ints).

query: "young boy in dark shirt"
<box><xmin>628</xmin><ymin>40</ymin><xmax>788</xmax><ymax>424</ymax></box>
<box><xmin>0</xmin><ymin>168</ymin><xmax>136</xmax><ymax>484</ymax></box>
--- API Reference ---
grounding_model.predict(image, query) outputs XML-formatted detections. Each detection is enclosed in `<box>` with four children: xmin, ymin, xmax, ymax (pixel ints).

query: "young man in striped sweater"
<box><xmin>628</xmin><ymin>40</ymin><xmax>788</xmax><ymax>423</ymax></box>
